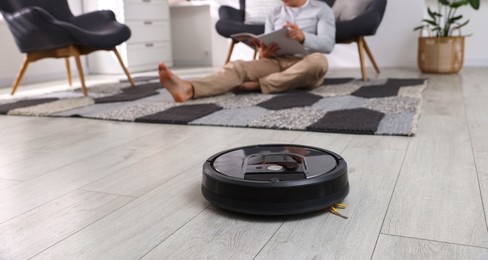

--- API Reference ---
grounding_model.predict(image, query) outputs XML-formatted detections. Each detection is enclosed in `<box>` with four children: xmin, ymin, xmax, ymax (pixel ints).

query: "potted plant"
<box><xmin>414</xmin><ymin>0</ymin><xmax>480</xmax><ymax>74</ymax></box>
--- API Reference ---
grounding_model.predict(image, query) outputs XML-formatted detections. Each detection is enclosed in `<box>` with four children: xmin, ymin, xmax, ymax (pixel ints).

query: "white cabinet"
<box><xmin>84</xmin><ymin>0</ymin><xmax>172</xmax><ymax>74</ymax></box>
<box><xmin>169</xmin><ymin>1</ymin><xmax>228</xmax><ymax>67</ymax></box>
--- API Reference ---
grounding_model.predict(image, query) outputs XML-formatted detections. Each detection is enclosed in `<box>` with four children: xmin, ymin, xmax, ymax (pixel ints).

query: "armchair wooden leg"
<box><xmin>225</xmin><ymin>39</ymin><xmax>236</xmax><ymax>64</ymax></box>
<box><xmin>357</xmin><ymin>37</ymin><xmax>367</xmax><ymax>81</ymax></box>
<box><xmin>65</xmin><ymin>57</ymin><xmax>72</xmax><ymax>87</ymax></box>
<box><xmin>112</xmin><ymin>48</ymin><xmax>135</xmax><ymax>87</ymax></box>
<box><xmin>10</xmin><ymin>55</ymin><xmax>30</xmax><ymax>95</ymax></box>
<box><xmin>361</xmin><ymin>37</ymin><xmax>380</xmax><ymax>74</ymax></box>
<box><xmin>70</xmin><ymin>45</ymin><xmax>88</xmax><ymax>96</ymax></box>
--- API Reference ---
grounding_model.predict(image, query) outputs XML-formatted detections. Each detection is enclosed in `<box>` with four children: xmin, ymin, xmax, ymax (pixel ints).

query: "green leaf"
<box><xmin>449</xmin><ymin>19</ymin><xmax>470</xmax><ymax>36</ymax></box>
<box><xmin>449</xmin><ymin>15</ymin><xmax>463</xmax><ymax>23</ymax></box>
<box><xmin>427</xmin><ymin>7</ymin><xmax>435</xmax><ymax>19</ymax></box>
<box><xmin>422</xmin><ymin>19</ymin><xmax>438</xmax><ymax>26</ymax></box>
<box><xmin>413</xmin><ymin>25</ymin><xmax>425</xmax><ymax>31</ymax></box>
<box><xmin>450</xmin><ymin>1</ymin><xmax>467</xmax><ymax>8</ymax></box>
<box><xmin>439</xmin><ymin>0</ymin><xmax>450</xmax><ymax>6</ymax></box>
<box><xmin>430</xmin><ymin>27</ymin><xmax>442</xmax><ymax>37</ymax></box>
<box><xmin>468</xmin><ymin>0</ymin><xmax>480</xmax><ymax>10</ymax></box>
<box><xmin>454</xmin><ymin>19</ymin><xmax>470</xmax><ymax>28</ymax></box>
<box><xmin>427</xmin><ymin>7</ymin><xmax>442</xmax><ymax>19</ymax></box>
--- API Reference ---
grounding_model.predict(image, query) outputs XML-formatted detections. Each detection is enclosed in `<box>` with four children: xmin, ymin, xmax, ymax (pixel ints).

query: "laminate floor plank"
<box><xmin>82</xmin><ymin>128</ymin><xmax>299</xmax><ymax>197</ymax></box>
<box><xmin>381</xmin><ymin>115</ymin><xmax>488</xmax><ymax>247</ymax></box>
<box><xmin>254</xmin><ymin>147</ymin><xmax>406</xmax><ymax>260</ymax></box>
<box><xmin>222</xmin><ymin>128</ymin><xmax>310</xmax><ymax>152</ymax></box>
<box><xmin>464</xmin><ymin>96</ymin><xmax>488</xmax><ymax>232</ymax></box>
<box><xmin>141</xmin><ymin>206</ymin><xmax>285</xmax><ymax>260</ymax></box>
<box><xmin>0</xmin><ymin>125</ymin><xmax>221</xmax><ymax>224</ymax></box>
<box><xmin>0</xmin><ymin>117</ymin><xmax>104</xmax><ymax>155</ymax></box>
<box><xmin>458</xmin><ymin>68</ymin><xmax>488</xmax><ymax>98</ymax></box>
<box><xmin>348</xmin><ymin>135</ymin><xmax>410</xmax><ymax>151</ymax></box>
<box><xmin>33</xmin><ymin>128</ymin><xmax>304</xmax><ymax>259</ymax></box>
<box><xmin>0</xmin><ymin>116</ymin><xmax>52</xmax><ymax>131</ymax></box>
<box><xmin>422</xmin><ymin>74</ymin><xmax>465</xmax><ymax>117</ymax></box>
<box><xmin>0</xmin><ymin>190</ymin><xmax>133</xmax><ymax>260</ymax></box>
<box><xmin>461</xmin><ymin>69</ymin><xmax>488</xmax><ymax>226</ymax></box>
<box><xmin>372</xmin><ymin>234</ymin><xmax>488</xmax><ymax>260</ymax></box>
<box><xmin>81</xmin><ymin>126</ymin><xmax>247</xmax><ymax>197</ymax></box>
<box><xmin>32</xmin><ymin>163</ymin><xmax>214</xmax><ymax>260</ymax></box>
<box><xmin>292</xmin><ymin>131</ymin><xmax>353</xmax><ymax>153</ymax></box>
<box><xmin>0</xmin><ymin>118</ymin><xmax>105</xmax><ymax>169</ymax></box>
<box><xmin>0</xmin><ymin>179</ymin><xmax>21</xmax><ymax>191</ymax></box>
<box><xmin>0</xmin><ymin>120</ymin><xmax>169</xmax><ymax>181</ymax></box>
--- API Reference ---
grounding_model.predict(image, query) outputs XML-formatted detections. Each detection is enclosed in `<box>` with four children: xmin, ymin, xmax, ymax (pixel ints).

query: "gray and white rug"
<box><xmin>0</xmin><ymin>77</ymin><xmax>427</xmax><ymax>136</ymax></box>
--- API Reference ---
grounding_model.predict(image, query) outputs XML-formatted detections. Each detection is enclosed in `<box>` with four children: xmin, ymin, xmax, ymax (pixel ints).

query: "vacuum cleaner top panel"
<box><xmin>211</xmin><ymin>144</ymin><xmax>339</xmax><ymax>181</ymax></box>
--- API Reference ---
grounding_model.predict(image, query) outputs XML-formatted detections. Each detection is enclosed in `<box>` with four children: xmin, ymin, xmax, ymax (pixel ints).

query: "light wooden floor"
<box><xmin>1</xmin><ymin>67</ymin><xmax>488</xmax><ymax>259</ymax></box>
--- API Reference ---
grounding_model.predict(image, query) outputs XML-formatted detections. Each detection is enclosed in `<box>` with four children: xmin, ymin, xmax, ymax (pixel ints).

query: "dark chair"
<box><xmin>0</xmin><ymin>0</ymin><xmax>135</xmax><ymax>96</ymax></box>
<box><xmin>215</xmin><ymin>0</ymin><xmax>266</xmax><ymax>63</ymax></box>
<box><xmin>215</xmin><ymin>0</ymin><xmax>387</xmax><ymax>81</ymax></box>
<box><xmin>334</xmin><ymin>0</ymin><xmax>387</xmax><ymax>81</ymax></box>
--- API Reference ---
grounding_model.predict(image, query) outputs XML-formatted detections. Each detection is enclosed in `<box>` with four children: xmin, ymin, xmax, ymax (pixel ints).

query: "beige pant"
<box><xmin>190</xmin><ymin>52</ymin><xmax>328</xmax><ymax>98</ymax></box>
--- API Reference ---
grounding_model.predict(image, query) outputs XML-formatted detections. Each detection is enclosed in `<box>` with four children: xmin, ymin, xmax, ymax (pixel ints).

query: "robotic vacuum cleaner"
<box><xmin>201</xmin><ymin>144</ymin><xmax>349</xmax><ymax>215</ymax></box>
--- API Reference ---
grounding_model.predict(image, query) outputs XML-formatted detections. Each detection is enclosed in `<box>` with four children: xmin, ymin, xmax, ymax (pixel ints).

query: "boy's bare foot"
<box><xmin>238</xmin><ymin>81</ymin><xmax>260</xmax><ymax>91</ymax></box>
<box><xmin>158</xmin><ymin>63</ymin><xmax>193</xmax><ymax>102</ymax></box>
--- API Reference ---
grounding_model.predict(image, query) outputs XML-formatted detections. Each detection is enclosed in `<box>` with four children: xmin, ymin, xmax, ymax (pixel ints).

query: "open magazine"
<box><xmin>231</xmin><ymin>28</ymin><xmax>306</xmax><ymax>56</ymax></box>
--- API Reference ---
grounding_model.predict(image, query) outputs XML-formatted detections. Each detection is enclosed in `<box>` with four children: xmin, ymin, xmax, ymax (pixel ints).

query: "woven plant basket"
<box><xmin>418</xmin><ymin>35</ymin><xmax>465</xmax><ymax>74</ymax></box>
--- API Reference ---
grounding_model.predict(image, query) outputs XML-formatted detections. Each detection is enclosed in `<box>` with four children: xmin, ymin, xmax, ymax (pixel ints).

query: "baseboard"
<box><xmin>0</xmin><ymin>72</ymin><xmax>66</xmax><ymax>89</ymax></box>
<box><xmin>172</xmin><ymin>58</ymin><xmax>212</xmax><ymax>68</ymax></box>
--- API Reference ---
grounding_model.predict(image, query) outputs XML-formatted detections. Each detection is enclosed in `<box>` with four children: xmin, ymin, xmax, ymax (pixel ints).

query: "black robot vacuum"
<box><xmin>201</xmin><ymin>144</ymin><xmax>349</xmax><ymax>215</ymax></box>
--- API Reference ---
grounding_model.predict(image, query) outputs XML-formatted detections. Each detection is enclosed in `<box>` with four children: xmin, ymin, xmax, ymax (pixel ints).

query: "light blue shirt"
<box><xmin>265</xmin><ymin>0</ymin><xmax>335</xmax><ymax>54</ymax></box>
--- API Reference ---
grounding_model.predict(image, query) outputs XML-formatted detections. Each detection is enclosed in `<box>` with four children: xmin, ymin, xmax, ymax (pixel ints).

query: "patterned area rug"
<box><xmin>0</xmin><ymin>77</ymin><xmax>427</xmax><ymax>136</ymax></box>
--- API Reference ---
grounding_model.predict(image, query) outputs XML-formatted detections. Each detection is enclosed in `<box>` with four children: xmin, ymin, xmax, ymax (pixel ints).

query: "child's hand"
<box><xmin>284</xmin><ymin>21</ymin><xmax>304</xmax><ymax>43</ymax></box>
<box><xmin>259</xmin><ymin>43</ymin><xmax>280</xmax><ymax>59</ymax></box>
<box><xmin>249</xmin><ymin>38</ymin><xmax>261</xmax><ymax>49</ymax></box>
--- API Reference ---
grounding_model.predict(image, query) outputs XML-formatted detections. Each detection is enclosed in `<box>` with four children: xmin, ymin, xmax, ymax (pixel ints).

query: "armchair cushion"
<box><xmin>218</xmin><ymin>5</ymin><xmax>245</xmax><ymax>21</ymax></box>
<box><xmin>332</xmin><ymin>0</ymin><xmax>372</xmax><ymax>21</ymax></box>
<box><xmin>244</xmin><ymin>0</ymin><xmax>281</xmax><ymax>25</ymax></box>
<box><xmin>334</xmin><ymin>0</ymin><xmax>386</xmax><ymax>41</ymax></box>
<box><xmin>2</xmin><ymin>6</ymin><xmax>75</xmax><ymax>52</ymax></box>
<box><xmin>1</xmin><ymin>6</ymin><xmax>130</xmax><ymax>53</ymax></box>
<box><xmin>68</xmin><ymin>10</ymin><xmax>131</xmax><ymax>49</ymax></box>
<box><xmin>215</xmin><ymin>5</ymin><xmax>264</xmax><ymax>38</ymax></box>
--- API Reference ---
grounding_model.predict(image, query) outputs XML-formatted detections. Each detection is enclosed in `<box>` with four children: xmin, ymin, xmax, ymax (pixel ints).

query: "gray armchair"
<box><xmin>215</xmin><ymin>0</ymin><xmax>387</xmax><ymax>81</ymax></box>
<box><xmin>334</xmin><ymin>0</ymin><xmax>387</xmax><ymax>81</ymax></box>
<box><xmin>215</xmin><ymin>0</ymin><xmax>265</xmax><ymax>63</ymax></box>
<box><xmin>0</xmin><ymin>0</ymin><xmax>135</xmax><ymax>96</ymax></box>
